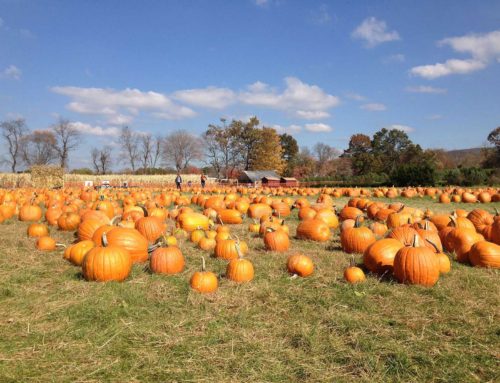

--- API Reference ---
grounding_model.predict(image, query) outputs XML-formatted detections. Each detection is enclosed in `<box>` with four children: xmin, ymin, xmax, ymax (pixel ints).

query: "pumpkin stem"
<box><xmin>201</xmin><ymin>256</ymin><xmax>206</xmax><ymax>272</ymax></box>
<box><xmin>354</xmin><ymin>215</ymin><xmax>362</xmax><ymax>228</ymax></box>
<box><xmin>218</xmin><ymin>215</ymin><xmax>224</xmax><ymax>226</ymax></box>
<box><xmin>139</xmin><ymin>205</ymin><xmax>148</xmax><ymax>217</ymax></box>
<box><xmin>411</xmin><ymin>234</ymin><xmax>420</xmax><ymax>248</ymax></box>
<box><xmin>111</xmin><ymin>215</ymin><xmax>122</xmax><ymax>225</ymax></box>
<box><xmin>424</xmin><ymin>220</ymin><xmax>430</xmax><ymax>231</ymax></box>
<box><xmin>55</xmin><ymin>243</ymin><xmax>66</xmax><ymax>248</ymax></box>
<box><xmin>102</xmin><ymin>232</ymin><xmax>109</xmax><ymax>247</ymax></box>
<box><xmin>425</xmin><ymin>239</ymin><xmax>439</xmax><ymax>253</ymax></box>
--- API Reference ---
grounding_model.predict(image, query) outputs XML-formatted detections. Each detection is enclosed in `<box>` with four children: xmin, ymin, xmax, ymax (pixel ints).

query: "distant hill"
<box><xmin>445</xmin><ymin>147</ymin><xmax>485</xmax><ymax>167</ymax></box>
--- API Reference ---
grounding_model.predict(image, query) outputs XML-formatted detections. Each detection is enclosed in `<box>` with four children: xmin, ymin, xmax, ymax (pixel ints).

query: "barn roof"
<box><xmin>280</xmin><ymin>177</ymin><xmax>297</xmax><ymax>181</ymax></box>
<box><xmin>262</xmin><ymin>176</ymin><xmax>280</xmax><ymax>181</ymax></box>
<box><xmin>239</xmin><ymin>170</ymin><xmax>280</xmax><ymax>183</ymax></box>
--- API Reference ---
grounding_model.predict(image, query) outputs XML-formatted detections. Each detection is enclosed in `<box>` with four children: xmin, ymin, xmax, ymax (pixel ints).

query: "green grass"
<box><xmin>0</xmin><ymin>196</ymin><xmax>499</xmax><ymax>382</ymax></box>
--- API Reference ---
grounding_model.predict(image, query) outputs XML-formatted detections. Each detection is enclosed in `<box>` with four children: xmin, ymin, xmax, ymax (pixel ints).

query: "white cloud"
<box><xmin>410</xmin><ymin>30</ymin><xmax>500</xmax><ymax>79</ymax></box>
<box><xmin>352</xmin><ymin>17</ymin><xmax>400</xmax><ymax>47</ymax></box>
<box><xmin>255</xmin><ymin>0</ymin><xmax>269</xmax><ymax>6</ymax></box>
<box><xmin>239</xmin><ymin>77</ymin><xmax>340</xmax><ymax>117</ymax></box>
<box><xmin>360</xmin><ymin>103</ymin><xmax>386</xmax><ymax>111</ymax></box>
<box><xmin>272</xmin><ymin>124</ymin><xmax>302</xmax><ymax>134</ymax></box>
<box><xmin>52</xmin><ymin>86</ymin><xmax>197</xmax><ymax>123</ymax></box>
<box><xmin>406</xmin><ymin>85</ymin><xmax>447</xmax><ymax>94</ymax></box>
<box><xmin>305</xmin><ymin>123</ymin><xmax>332</xmax><ymax>132</ymax></box>
<box><xmin>296</xmin><ymin>110</ymin><xmax>330</xmax><ymax>119</ymax></box>
<box><xmin>427</xmin><ymin>114</ymin><xmax>443</xmax><ymax>120</ymax></box>
<box><xmin>1</xmin><ymin>65</ymin><xmax>22</xmax><ymax>80</ymax></box>
<box><xmin>384</xmin><ymin>124</ymin><xmax>414</xmax><ymax>133</ymax></box>
<box><xmin>345</xmin><ymin>92</ymin><xmax>366</xmax><ymax>101</ymax></box>
<box><xmin>385</xmin><ymin>53</ymin><xmax>405</xmax><ymax>62</ymax></box>
<box><xmin>68</xmin><ymin>122</ymin><xmax>120</xmax><ymax>137</ymax></box>
<box><xmin>311</xmin><ymin>4</ymin><xmax>332</xmax><ymax>25</ymax></box>
<box><xmin>439</xmin><ymin>30</ymin><xmax>500</xmax><ymax>62</ymax></box>
<box><xmin>172</xmin><ymin>86</ymin><xmax>235</xmax><ymax>109</ymax></box>
<box><xmin>410</xmin><ymin>58</ymin><xmax>486</xmax><ymax>79</ymax></box>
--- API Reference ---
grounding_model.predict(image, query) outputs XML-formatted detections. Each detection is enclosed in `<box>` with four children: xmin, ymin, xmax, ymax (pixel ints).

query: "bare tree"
<box><xmin>204</xmin><ymin>118</ymin><xmax>241</xmax><ymax>179</ymax></box>
<box><xmin>314</xmin><ymin>142</ymin><xmax>340</xmax><ymax>176</ymax></box>
<box><xmin>51</xmin><ymin>118</ymin><xmax>80</xmax><ymax>169</ymax></box>
<box><xmin>151</xmin><ymin>135</ymin><xmax>162</xmax><ymax>169</ymax></box>
<box><xmin>139</xmin><ymin>133</ymin><xmax>153</xmax><ymax>174</ymax></box>
<box><xmin>21</xmin><ymin>130</ymin><xmax>58</xmax><ymax>166</ymax></box>
<box><xmin>91</xmin><ymin>146</ymin><xmax>112</xmax><ymax>174</ymax></box>
<box><xmin>162</xmin><ymin>130</ymin><xmax>203</xmax><ymax>172</ymax></box>
<box><xmin>118</xmin><ymin>126</ymin><xmax>139</xmax><ymax>172</ymax></box>
<box><xmin>0</xmin><ymin>118</ymin><xmax>28</xmax><ymax>172</ymax></box>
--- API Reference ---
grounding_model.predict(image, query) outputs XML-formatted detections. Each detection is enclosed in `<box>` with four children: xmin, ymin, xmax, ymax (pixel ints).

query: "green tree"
<box><xmin>280</xmin><ymin>133</ymin><xmax>299</xmax><ymax>176</ymax></box>
<box><xmin>250</xmin><ymin>127</ymin><xmax>285</xmax><ymax>174</ymax></box>
<box><xmin>343</xmin><ymin>134</ymin><xmax>375</xmax><ymax>175</ymax></box>
<box><xmin>371</xmin><ymin>128</ymin><xmax>412</xmax><ymax>174</ymax></box>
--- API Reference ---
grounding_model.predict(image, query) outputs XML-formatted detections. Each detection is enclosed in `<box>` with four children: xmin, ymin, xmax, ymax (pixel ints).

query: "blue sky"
<box><xmin>1</xmin><ymin>0</ymin><xmax>500</xmax><ymax>170</ymax></box>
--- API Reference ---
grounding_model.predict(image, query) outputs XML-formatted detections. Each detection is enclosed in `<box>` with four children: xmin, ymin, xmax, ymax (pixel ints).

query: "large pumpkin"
<box><xmin>393</xmin><ymin>235</ymin><xmax>440</xmax><ymax>287</ymax></box>
<box><xmin>363</xmin><ymin>238</ymin><xmax>403</xmax><ymax>275</ymax></box>
<box><xmin>341</xmin><ymin>217</ymin><xmax>375</xmax><ymax>254</ymax></box>
<box><xmin>296</xmin><ymin>219</ymin><xmax>331</xmax><ymax>242</ymax></box>
<box><xmin>469</xmin><ymin>241</ymin><xmax>500</xmax><ymax>269</ymax></box>
<box><xmin>149</xmin><ymin>245</ymin><xmax>185</xmax><ymax>274</ymax></box>
<box><xmin>263</xmin><ymin>229</ymin><xmax>290</xmax><ymax>252</ymax></box>
<box><xmin>98</xmin><ymin>227</ymin><xmax>149</xmax><ymax>263</ymax></box>
<box><xmin>177</xmin><ymin>212</ymin><xmax>209</xmax><ymax>232</ymax></box>
<box><xmin>82</xmin><ymin>237</ymin><xmax>132</xmax><ymax>282</ymax></box>
<box><xmin>214</xmin><ymin>238</ymin><xmax>248</xmax><ymax>260</ymax></box>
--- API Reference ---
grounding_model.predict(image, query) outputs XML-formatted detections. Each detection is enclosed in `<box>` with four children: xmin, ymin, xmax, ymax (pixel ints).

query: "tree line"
<box><xmin>1</xmin><ymin>116</ymin><xmax>499</xmax><ymax>185</ymax></box>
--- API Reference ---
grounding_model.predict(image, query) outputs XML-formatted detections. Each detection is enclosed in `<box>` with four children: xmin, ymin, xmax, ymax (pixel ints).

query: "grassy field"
<box><xmin>0</xmin><ymin>196</ymin><xmax>499</xmax><ymax>382</ymax></box>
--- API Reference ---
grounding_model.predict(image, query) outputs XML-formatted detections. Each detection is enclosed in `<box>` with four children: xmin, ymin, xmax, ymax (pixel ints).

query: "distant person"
<box><xmin>187</xmin><ymin>180</ymin><xmax>192</xmax><ymax>187</ymax></box>
<box><xmin>175</xmin><ymin>173</ymin><xmax>182</xmax><ymax>190</ymax></box>
<box><xmin>201</xmin><ymin>174</ymin><xmax>207</xmax><ymax>189</ymax></box>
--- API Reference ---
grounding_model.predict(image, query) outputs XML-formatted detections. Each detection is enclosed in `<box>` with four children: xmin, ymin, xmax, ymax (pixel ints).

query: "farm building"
<box><xmin>280</xmin><ymin>177</ymin><xmax>298</xmax><ymax>187</ymax></box>
<box><xmin>262</xmin><ymin>176</ymin><xmax>281</xmax><ymax>187</ymax></box>
<box><xmin>238</xmin><ymin>170</ymin><xmax>280</xmax><ymax>185</ymax></box>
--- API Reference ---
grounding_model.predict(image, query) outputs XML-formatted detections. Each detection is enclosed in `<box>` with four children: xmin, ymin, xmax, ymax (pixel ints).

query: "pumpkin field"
<box><xmin>0</xmin><ymin>186</ymin><xmax>499</xmax><ymax>382</ymax></box>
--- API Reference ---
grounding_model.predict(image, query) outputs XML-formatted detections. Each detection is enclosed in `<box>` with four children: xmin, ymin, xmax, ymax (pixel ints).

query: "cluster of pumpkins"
<box><xmin>164</xmin><ymin>184</ymin><xmax>500</xmax><ymax>204</ymax></box>
<box><xmin>1</xmin><ymin>187</ymin><xmax>499</xmax><ymax>293</ymax></box>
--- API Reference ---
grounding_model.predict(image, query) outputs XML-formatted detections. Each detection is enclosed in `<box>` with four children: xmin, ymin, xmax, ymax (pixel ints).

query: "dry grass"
<box><xmin>0</xmin><ymin>196</ymin><xmax>499</xmax><ymax>382</ymax></box>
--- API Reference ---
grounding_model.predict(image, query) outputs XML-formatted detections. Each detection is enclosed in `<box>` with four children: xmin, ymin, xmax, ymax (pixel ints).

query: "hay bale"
<box><xmin>30</xmin><ymin>166</ymin><xmax>64</xmax><ymax>188</ymax></box>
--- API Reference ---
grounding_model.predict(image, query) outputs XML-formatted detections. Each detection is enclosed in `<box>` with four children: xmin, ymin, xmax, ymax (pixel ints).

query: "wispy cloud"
<box><xmin>310</xmin><ymin>4</ymin><xmax>332</xmax><ymax>25</ymax></box>
<box><xmin>239</xmin><ymin>77</ymin><xmax>340</xmax><ymax>118</ymax></box>
<box><xmin>411</xmin><ymin>30</ymin><xmax>500</xmax><ymax>79</ymax></box>
<box><xmin>352</xmin><ymin>17</ymin><xmax>400</xmax><ymax>47</ymax></box>
<box><xmin>68</xmin><ymin>121</ymin><xmax>120</xmax><ymax>136</ymax></box>
<box><xmin>406</xmin><ymin>85</ymin><xmax>447</xmax><ymax>94</ymax></box>
<box><xmin>384</xmin><ymin>124</ymin><xmax>414</xmax><ymax>133</ymax></box>
<box><xmin>1</xmin><ymin>65</ymin><xmax>22</xmax><ymax>80</ymax></box>
<box><xmin>426</xmin><ymin>114</ymin><xmax>443</xmax><ymax>120</ymax></box>
<box><xmin>304</xmin><ymin>123</ymin><xmax>332</xmax><ymax>132</ymax></box>
<box><xmin>360</xmin><ymin>103</ymin><xmax>386</xmax><ymax>112</ymax></box>
<box><xmin>345</xmin><ymin>92</ymin><xmax>366</xmax><ymax>101</ymax></box>
<box><xmin>172</xmin><ymin>86</ymin><xmax>235</xmax><ymax>109</ymax></box>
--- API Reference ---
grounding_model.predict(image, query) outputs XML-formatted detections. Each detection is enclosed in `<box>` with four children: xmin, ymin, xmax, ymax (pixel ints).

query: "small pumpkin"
<box><xmin>340</xmin><ymin>216</ymin><xmax>376</xmax><ymax>254</ymax></box>
<box><xmin>263</xmin><ymin>228</ymin><xmax>290</xmax><ymax>252</ymax></box>
<box><xmin>226</xmin><ymin>247</ymin><xmax>254</xmax><ymax>283</ymax></box>
<box><xmin>149</xmin><ymin>244</ymin><xmax>185</xmax><ymax>275</ymax></box>
<box><xmin>190</xmin><ymin>256</ymin><xmax>218</xmax><ymax>293</ymax></box>
<box><xmin>286</xmin><ymin>253</ymin><xmax>314</xmax><ymax>277</ymax></box>
<box><xmin>27</xmin><ymin>223</ymin><xmax>49</xmax><ymax>238</ymax></box>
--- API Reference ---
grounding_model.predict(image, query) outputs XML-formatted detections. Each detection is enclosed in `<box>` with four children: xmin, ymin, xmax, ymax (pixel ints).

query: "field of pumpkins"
<box><xmin>0</xmin><ymin>185</ymin><xmax>499</xmax><ymax>382</ymax></box>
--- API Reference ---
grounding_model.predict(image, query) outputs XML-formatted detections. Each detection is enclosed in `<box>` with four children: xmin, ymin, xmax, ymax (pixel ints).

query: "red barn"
<box><xmin>280</xmin><ymin>177</ymin><xmax>298</xmax><ymax>187</ymax></box>
<box><xmin>261</xmin><ymin>176</ymin><xmax>281</xmax><ymax>187</ymax></box>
